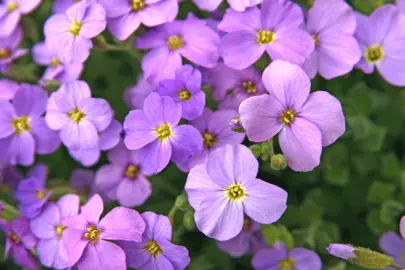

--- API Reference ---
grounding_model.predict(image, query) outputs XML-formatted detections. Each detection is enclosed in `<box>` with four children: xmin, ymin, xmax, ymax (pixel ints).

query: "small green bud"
<box><xmin>43</xmin><ymin>79</ymin><xmax>61</xmax><ymax>92</ymax></box>
<box><xmin>183</xmin><ymin>211</ymin><xmax>196</xmax><ymax>231</ymax></box>
<box><xmin>249</xmin><ymin>144</ymin><xmax>261</xmax><ymax>159</ymax></box>
<box><xmin>93</xmin><ymin>35</ymin><xmax>108</xmax><ymax>51</ymax></box>
<box><xmin>174</xmin><ymin>192</ymin><xmax>188</xmax><ymax>209</ymax></box>
<box><xmin>0</xmin><ymin>201</ymin><xmax>20</xmax><ymax>221</ymax></box>
<box><xmin>271</xmin><ymin>154</ymin><xmax>287</xmax><ymax>170</ymax></box>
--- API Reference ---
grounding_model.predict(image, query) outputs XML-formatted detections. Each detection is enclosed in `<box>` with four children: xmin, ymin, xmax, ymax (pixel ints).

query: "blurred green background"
<box><xmin>1</xmin><ymin>0</ymin><xmax>403</xmax><ymax>269</ymax></box>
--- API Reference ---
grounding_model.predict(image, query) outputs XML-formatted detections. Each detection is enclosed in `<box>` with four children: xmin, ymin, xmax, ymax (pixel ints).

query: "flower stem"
<box><xmin>390</xmin><ymin>264</ymin><xmax>403</xmax><ymax>270</ymax></box>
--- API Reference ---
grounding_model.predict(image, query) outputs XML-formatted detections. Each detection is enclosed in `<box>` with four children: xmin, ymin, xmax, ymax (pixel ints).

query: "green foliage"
<box><xmin>262</xmin><ymin>224</ymin><xmax>295</xmax><ymax>250</ymax></box>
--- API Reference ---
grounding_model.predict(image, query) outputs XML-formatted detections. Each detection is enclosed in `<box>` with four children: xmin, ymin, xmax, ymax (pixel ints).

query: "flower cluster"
<box><xmin>1</xmin><ymin>0</ymin><xmax>405</xmax><ymax>269</ymax></box>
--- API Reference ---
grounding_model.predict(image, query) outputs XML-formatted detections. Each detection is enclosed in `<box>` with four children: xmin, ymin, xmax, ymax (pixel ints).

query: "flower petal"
<box><xmin>107</xmin><ymin>13</ymin><xmax>141</xmax><ymax>41</ymax></box>
<box><xmin>379</xmin><ymin>232</ymin><xmax>405</xmax><ymax>258</ymax></box>
<box><xmin>30</xmin><ymin>203</ymin><xmax>60</xmax><ymax>239</ymax></box>
<box><xmin>60</xmin><ymin>119</ymin><xmax>99</xmax><ymax>150</ymax></box>
<box><xmin>143</xmin><ymin>93</ymin><xmax>182</xmax><ymax>127</ymax></box>
<box><xmin>252</xmin><ymin>247</ymin><xmax>287</xmax><ymax>269</ymax></box>
<box><xmin>123</xmin><ymin>110</ymin><xmax>156</xmax><ymax>150</ymax></box>
<box><xmin>12</xmin><ymin>84</ymin><xmax>48</xmax><ymax>117</ymax></box>
<box><xmin>116</xmin><ymin>177</ymin><xmax>152</xmax><ymax>207</ymax></box>
<box><xmin>30</xmin><ymin>117</ymin><xmax>61</xmax><ymax>155</ymax></box>
<box><xmin>142</xmin><ymin>212</ymin><xmax>172</xmax><ymax>240</ymax></box>
<box><xmin>170</xmin><ymin>125</ymin><xmax>203</xmax><ymax>163</ymax></box>
<box><xmin>80</xmin><ymin>98</ymin><xmax>113</xmax><ymax>132</ymax></box>
<box><xmin>159</xmin><ymin>239</ymin><xmax>191</xmax><ymax>269</ymax></box>
<box><xmin>139</xmin><ymin>138</ymin><xmax>172</xmax><ymax>174</ymax></box>
<box><xmin>260</xmin><ymin>0</ymin><xmax>303</xmax><ymax>29</ymax></box>
<box><xmin>80</xmin><ymin>3</ymin><xmax>106</xmax><ymax>38</ymax></box>
<box><xmin>77</xmin><ymin>240</ymin><xmax>126</xmax><ymax>270</ymax></box>
<box><xmin>57</xmin><ymin>194</ymin><xmax>80</xmax><ymax>218</ymax></box>
<box><xmin>289</xmin><ymin>248</ymin><xmax>322</xmax><ymax>270</ymax></box>
<box><xmin>80</xmin><ymin>194</ymin><xmax>103</xmax><ymax>224</ymax></box>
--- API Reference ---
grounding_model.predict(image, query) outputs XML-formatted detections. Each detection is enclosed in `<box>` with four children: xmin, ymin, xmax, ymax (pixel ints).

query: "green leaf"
<box><xmin>315</xmin><ymin>222</ymin><xmax>340</xmax><ymax>254</ymax></box>
<box><xmin>367</xmin><ymin>181</ymin><xmax>396</xmax><ymax>204</ymax></box>
<box><xmin>380</xmin><ymin>200</ymin><xmax>405</xmax><ymax>224</ymax></box>
<box><xmin>381</xmin><ymin>153</ymin><xmax>401</xmax><ymax>179</ymax></box>
<box><xmin>261</xmin><ymin>224</ymin><xmax>294</xmax><ymax>250</ymax></box>
<box><xmin>366</xmin><ymin>209</ymin><xmax>396</xmax><ymax>235</ymax></box>
<box><xmin>324</xmin><ymin>166</ymin><xmax>350</xmax><ymax>186</ymax></box>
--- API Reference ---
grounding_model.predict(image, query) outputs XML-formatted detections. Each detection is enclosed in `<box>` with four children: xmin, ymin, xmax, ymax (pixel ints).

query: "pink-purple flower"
<box><xmin>124</xmin><ymin>75</ymin><xmax>156</xmax><ymax>109</ymax></box>
<box><xmin>100</xmin><ymin>0</ymin><xmax>178</xmax><ymax>41</ymax></box>
<box><xmin>239</xmin><ymin>60</ymin><xmax>345</xmax><ymax>172</ymax></box>
<box><xmin>185</xmin><ymin>144</ymin><xmax>288</xmax><ymax>241</ymax></box>
<box><xmin>118</xmin><ymin>212</ymin><xmax>191</xmax><ymax>270</ymax></box>
<box><xmin>327</xmin><ymin>243</ymin><xmax>356</xmax><ymax>261</ymax></box>
<box><xmin>303</xmin><ymin>0</ymin><xmax>361</xmax><ymax>79</ymax></box>
<box><xmin>0</xmin><ymin>79</ymin><xmax>18</xmax><ymax>101</ymax></box>
<box><xmin>53</xmin><ymin>0</ymin><xmax>98</xmax><ymax>14</ymax></box>
<box><xmin>193</xmin><ymin>0</ymin><xmax>262</xmax><ymax>12</ymax></box>
<box><xmin>124</xmin><ymin>92</ymin><xmax>202</xmax><ymax>173</ymax></box>
<box><xmin>30</xmin><ymin>194</ymin><xmax>80</xmax><ymax>269</ymax></box>
<box><xmin>45</xmin><ymin>80</ymin><xmax>114</xmax><ymax>151</ymax></box>
<box><xmin>0</xmin><ymin>27</ymin><xmax>28</xmax><ymax>71</ymax></box>
<box><xmin>379</xmin><ymin>232</ymin><xmax>405</xmax><ymax>268</ymax></box>
<box><xmin>218</xmin><ymin>0</ymin><xmax>314</xmax><ymax>69</ymax></box>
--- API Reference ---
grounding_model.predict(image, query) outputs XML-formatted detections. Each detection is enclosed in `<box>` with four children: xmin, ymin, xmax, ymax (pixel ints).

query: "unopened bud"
<box><xmin>271</xmin><ymin>154</ymin><xmax>287</xmax><ymax>170</ymax></box>
<box><xmin>93</xmin><ymin>35</ymin><xmax>108</xmax><ymax>51</ymax></box>
<box><xmin>183</xmin><ymin>211</ymin><xmax>196</xmax><ymax>231</ymax></box>
<box><xmin>42</xmin><ymin>79</ymin><xmax>61</xmax><ymax>92</ymax></box>
<box><xmin>249</xmin><ymin>144</ymin><xmax>261</xmax><ymax>159</ymax></box>
<box><xmin>174</xmin><ymin>192</ymin><xmax>188</xmax><ymax>209</ymax></box>
<box><xmin>229</xmin><ymin>116</ymin><xmax>245</xmax><ymax>133</ymax></box>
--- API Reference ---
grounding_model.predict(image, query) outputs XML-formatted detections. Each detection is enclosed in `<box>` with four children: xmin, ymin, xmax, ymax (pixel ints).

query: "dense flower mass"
<box><xmin>2</xmin><ymin>0</ymin><xmax>405</xmax><ymax>269</ymax></box>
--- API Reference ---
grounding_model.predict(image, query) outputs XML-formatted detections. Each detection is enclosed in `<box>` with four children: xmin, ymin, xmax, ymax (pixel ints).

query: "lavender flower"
<box><xmin>1</xmin><ymin>216</ymin><xmax>39</xmax><ymax>269</ymax></box>
<box><xmin>32</xmin><ymin>41</ymin><xmax>83</xmax><ymax>84</ymax></box>
<box><xmin>303</xmin><ymin>0</ymin><xmax>361</xmax><ymax>79</ymax></box>
<box><xmin>46</xmin><ymin>80</ymin><xmax>114</xmax><ymax>151</ymax></box>
<box><xmin>136</xmin><ymin>14</ymin><xmax>220</xmax><ymax>83</ymax></box>
<box><xmin>0</xmin><ymin>84</ymin><xmax>61</xmax><ymax>166</ymax></box>
<box><xmin>253</xmin><ymin>242</ymin><xmax>322</xmax><ymax>270</ymax></box>
<box><xmin>95</xmin><ymin>142</ymin><xmax>152</xmax><ymax>207</ymax></box>
<box><xmin>69</xmin><ymin>119</ymin><xmax>122</xmax><ymax>167</ymax></box>
<box><xmin>355</xmin><ymin>4</ymin><xmax>405</xmax><ymax>86</ymax></box>
<box><xmin>124</xmin><ymin>92</ymin><xmax>202</xmax><ymax>173</ymax></box>
<box><xmin>399</xmin><ymin>0</ymin><xmax>405</xmax><ymax>12</ymax></box>
<box><xmin>100</xmin><ymin>0</ymin><xmax>178</xmax><ymax>41</ymax></box>
<box><xmin>327</xmin><ymin>244</ymin><xmax>356</xmax><ymax>260</ymax></box>
<box><xmin>53</xmin><ymin>0</ymin><xmax>98</xmax><ymax>14</ymax></box>
<box><xmin>30</xmin><ymin>194</ymin><xmax>80</xmax><ymax>269</ymax></box>
<box><xmin>0</xmin><ymin>79</ymin><xmax>18</xmax><ymax>100</ymax></box>
<box><xmin>118</xmin><ymin>212</ymin><xmax>191</xmax><ymax>270</ymax></box>
<box><xmin>185</xmin><ymin>144</ymin><xmax>288</xmax><ymax>241</ymax></box>
<box><xmin>177</xmin><ymin>108</ymin><xmax>245</xmax><ymax>172</ymax></box>
<box><xmin>0</xmin><ymin>0</ymin><xmax>41</xmax><ymax>37</ymax></box>
<box><xmin>201</xmin><ymin>62</ymin><xmax>239</xmax><ymax>101</ymax></box>
<box><xmin>44</xmin><ymin>1</ymin><xmax>106</xmax><ymax>64</ymax></box>
<box><xmin>70</xmin><ymin>168</ymin><xmax>102</xmax><ymax>199</ymax></box>
<box><xmin>157</xmin><ymin>65</ymin><xmax>206</xmax><ymax>120</ymax></box>
<box><xmin>124</xmin><ymin>75</ymin><xmax>156</xmax><ymax>109</ymax></box>
<box><xmin>0</xmin><ymin>162</ymin><xmax>47</xmax><ymax>193</ymax></box>
<box><xmin>239</xmin><ymin>60</ymin><xmax>345</xmax><ymax>172</ymax></box>
<box><xmin>193</xmin><ymin>0</ymin><xmax>262</xmax><ymax>12</ymax></box>
<box><xmin>218</xmin><ymin>0</ymin><xmax>314</xmax><ymax>69</ymax></box>
<box><xmin>0</xmin><ymin>27</ymin><xmax>28</xmax><ymax>70</ymax></box>
<box><xmin>379</xmin><ymin>232</ymin><xmax>405</xmax><ymax>268</ymax></box>
<box><xmin>61</xmin><ymin>194</ymin><xmax>146</xmax><ymax>269</ymax></box>
<box><xmin>217</xmin><ymin>217</ymin><xmax>266</xmax><ymax>257</ymax></box>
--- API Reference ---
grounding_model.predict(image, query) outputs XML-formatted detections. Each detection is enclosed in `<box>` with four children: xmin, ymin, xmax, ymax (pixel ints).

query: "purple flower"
<box><xmin>68</xmin><ymin>119</ymin><xmax>122</xmax><ymax>167</ymax></box>
<box><xmin>201</xmin><ymin>62</ymin><xmax>239</xmax><ymax>101</ymax></box>
<box><xmin>218</xmin><ymin>0</ymin><xmax>314</xmax><ymax>70</ymax></box>
<box><xmin>46</xmin><ymin>80</ymin><xmax>114</xmax><ymax>151</ymax></box>
<box><xmin>136</xmin><ymin>14</ymin><xmax>220</xmax><ymax>83</ymax></box>
<box><xmin>15</xmin><ymin>165</ymin><xmax>50</xmax><ymax>218</ymax></box>
<box><xmin>100</xmin><ymin>0</ymin><xmax>178</xmax><ymax>41</ymax></box>
<box><xmin>95</xmin><ymin>142</ymin><xmax>152</xmax><ymax>207</ymax></box>
<box><xmin>193</xmin><ymin>0</ymin><xmax>262</xmax><ymax>12</ymax></box>
<box><xmin>53</xmin><ymin>0</ymin><xmax>98</xmax><ymax>14</ymax></box>
<box><xmin>0</xmin><ymin>84</ymin><xmax>61</xmax><ymax>166</ymax></box>
<box><xmin>70</xmin><ymin>168</ymin><xmax>108</xmax><ymax>200</ymax></box>
<box><xmin>355</xmin><ymin>5</ymin><xmax>405</xmax><ymax>86</ymax></box>
<box><xmin>177</xmin><ymin>108</ymin><xmax>245</xmax><ymax>172</ymax></box>
<box><xmin>2</xmin><ymin>216</ymin><xmax>38</xmax><ymax>269</ymax></box>
<box><xmin>30</xmin><ymin>194</ymin><xmax>80</xmax><ymax>269</ymax></box>
<box><xmin>217</xmin><ymin>216</ymin><xmax>266</xmax><ymax>257</ymax></box>
<box><xmin>124</xmin><ymin>75</ymin><xmax>156</xmax><ymax>109</ymax></box>
<box><xmin>1</xmin><ymin>162</ymin><xmax>46</xmax><ymax>192</ymax></box>
<box><xmin>44</xmin><ymin>1</ymin><xmax>106</xmax><ymax>64</ymax></box>
<box><xmin>32</xmin><ymin>41</ymin><xmax>83</xmax><ymax>84</ymax></box>
<box><xmin>0</xmin><ymin>27</ymin><xmax>28</xmax><ymax>70</ymax></box>
<box><xmin>327</xmin><ymin>244</ymin><xmax>356</xmax><ymax>260</ymax></box>
<box><xmin>185</xmin><ymin>144</ymin><xmax>288</xmax><ymax>241</ymax></box>
<box><xmin>0</xmin><ymin>0</ymin><xmax>41</xmax><ymax>37</ymax></box>
<box><xmin>157</xmin><ymin>65</ymin><xmax>206</xmax><ymax>120</ymax></box>
<box><xmin>303</xmin><ymin>0</ymin><xmax>361</xmax><ymax>79</ymax></box>
<box><xmin>0</xmin><ymin>79</ymin><xmax>18</xmax><ymax>101</ymax></box>
<box><xmin>399</xmin><ymin>0</ymin><xmax>405</xmax><ymax>12</ymax></box>
<box><xmin>239</xmin><ymin>60</ymin><xmax>345</xmax><ymax>172</ymax></box>
<box><xmin>253</xmin><ymin>242</ymin><xmax>322</xmax><ymax>270</ymax></box>
<box><xmin>61</xmin><ymin>194</ymin><xmax>146</xmax><ymax>269</ymax></box>
<box><xmin>124</xmin><ymin>92</ymin><xmax>202</xmax><ymax>173</ymax></box>
<box><xmin>118</xmin><ymin>212</ymin><xmax>191</xmax><ymax>270</ymax></box>
<box><xmin>379</xmin><ymin>232</ymin><xmax>405</xmax><ymax>268</ymax></box>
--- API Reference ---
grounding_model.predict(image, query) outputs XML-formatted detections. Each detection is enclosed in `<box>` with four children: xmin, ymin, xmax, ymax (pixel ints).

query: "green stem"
<box><xmin>0</xmin><ymin>201</ymin><xmax>21</xmax><ymax>221</ymax></box>
<box><xmin>48</xmin><ymin>186</ymin><xmax>78</xmax><ymax>201</ymax></box>
<box><xmin>390</xmin><ymin>264</ymin><xmax>403</xmax><ymax>270</ymax></box>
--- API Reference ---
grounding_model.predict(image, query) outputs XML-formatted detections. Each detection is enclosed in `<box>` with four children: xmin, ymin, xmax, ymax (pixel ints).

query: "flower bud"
<box><xmin>183</xmin><ymin>211</ymin><xmax>196</xmax><ymax>231</ymax></box>
<box><xmin>228</xmin><ymin>116</ymin><xmax>245</xmax><ymax>133</ymax></box>
<box><xmin>93</xmin><ymin>35</ymin><xmax>108</xmax><ymax>51</ymax></box>
<box><xmin>271</xmin><ymin>154</ymin><xmax>287</xmax><ymax>170</ymax></box>
<box><xmin>42</xmin><ymin>79</ymin><xmax>61</xmax><ymax>92</ymax></box>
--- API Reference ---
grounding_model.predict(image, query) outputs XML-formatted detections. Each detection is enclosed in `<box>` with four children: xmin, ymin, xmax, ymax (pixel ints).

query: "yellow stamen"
<box><xmin>167</xmin><ymin>35</ymin><xmax>184</xmax><ymax>50</ymax></box>
<box><xmin>312</xmin><ymin>34</ymin><xmax>319</xmax><ymax>47</ymax></box>
<box><xmin>132</xmin><ymin>0</ymin><xmax>146</xmax><ymax>12</ymax></box>
<box><xmin>12</xmin><ymin>116</ymin><xmax>31</xmax><ymax>135</ymax></box>
<box><xmin>202</xmin><ymin>131</ymin><xmax>216</xmax><ymax>149</ymax></box>
<box><xmin>51</xmin><ymin>57</ymin><xmax>61</xmax><ymax>68</ymax></box>
<box><xmin>155</xmin><ymin>123</ymin><xmax>172</xmax><ymax>141</ymax></box>
<box><xmin>68</xmin><ymin>20</ymin><xmax>83</xmax><ymax>37</ymax></box>
<box><xmin>144</xmin><ymin>240</ymin><xmax>163</xmax><ymax>258</ymax></box>
<box><xmin>242</xmin><ymin>81</ymin><xmax>256</xmax><ymax>94</ymax></box>
<box><xmin>178</xmin><ymin>89</ymin><xmax>192</xmax><ymax>101</ymax></box>
<box><xmin>0</xmin><ymin>48</ymin><xmax>11</xmax><ymax>60</ymax></box>
<box><xmin>225</xmin><ymin>184</ymin><xmax>246</xmax><ymax>201</ymax></box>
<box><xmin>279</xmin><ymin>258</ymin><xmax>296</xmax><ymax>270</ymax></box>
<box><xmin>9</xmin><ymin>232</ymin><xmax>21</xmax><ymax>244</ymax></box>
<box><xmin>364</xmin><ymin>44</ymin><xmax>384</xmax><ymax>64</ymax></box>
<box><xmin>36</xmin><ymin>189</ymin><xmax>46</xmax><ymax>200</ymax></box>
<box><xmin>257</xmin><ymin>30</ymin><xmax>276</xmax><ymax>45</ymax></box>
<box><xmin>7</xmin><ymin>2</ymin><xmax>19</xmax><ymax>12</ymax></box>
<box><xmin>280</xmin><ymin>109</ymin><xmax>296</xmax><ymax>125</ymax></box>
<box><xmin>68</xmin><ymin>108</ymin><xmax>85</xmax><ymax>124</ymax></box>
<box><xmin>55</xmin><ymin>224</ymin><xmax>66</xmax><ymax>239</ymax></box>
<box><xmin>84</xmin><ymin>225</ymin><xmax>100</xmax><ymax>244</ymax></box>
<box><xmin>125</xmin><ymin>164</ymin><xmax>139</xmax><ymax>179</ymax></box>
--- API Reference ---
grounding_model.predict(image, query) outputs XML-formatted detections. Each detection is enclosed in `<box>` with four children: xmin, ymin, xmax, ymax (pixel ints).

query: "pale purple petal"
<box><xmin>143</xmin><ymin>93</ymin><xmax>182</xmax><ymax>126</ymax></box>
<box><xmin>327</xmin><ymin>244</ymin><xmax>355</xmax><ymax>260</ymax></box>
<box><xmin>206</xmin><ymin>145</ymin><xmax>238</xmax><ymax>187</ymax></box>
<box><xmin>0</xmin><ymin>101</ymin><xmax>16</xmax><ymax>138</ymax></box>
<box><xmin>217</xmin><ymin>231</ymin><xmax>251</xmax><ymax>257</ymax></box>
<box><xmin>30</xmin><ymin>117</ymin><xmax>61</xmax><ymax>154</ymax></box>
<box><xmin>30</xmin><ymin>204</ymin><xmax>60</xmax><ymax>239</ymax></box>
<box><xmin>12</xmin><ymin>84</ymin><xmax>47</xmax><ymax>117</ymax></box>
<box><xmin>107</xmin><ymin>13</ymin><xmax>141</xmax><ymax>41</ymax></box>
<box><xmin>252</xmin><ymin>247</ymin><xmax>287</xmax><ymax>269</ymax></box>
<box><xmin>380</xmin><ymin>232</ymin><xmax>405</xmax><ymax>258</ymax></box>
<box><xmin>77</xmin><ymin>240</ymin><xmax>126</xmax><ymax>270</ymax></box>
<box><xmin>124</xmin><ymin>110</ymin><xmax>156</xmax><ymax>150</ymax></box>
<box><xmin>228</xmin><ymin>0</ymin><xmax>262</xmax><ymax>12</ymax></box>
<box><xmin>8</xmin><ymin>132</ymin><xmax>35</xmax><ymax>166</ymax></box>
<box><xmin>116</xmin><ymin>240</ymin><xmax>151</xmax><ymax>269</ymax></box>
<box><xmin>140</xmin><ymin>0</ymin><xmax>178</xmax><ymax>27</ymax></box>
<box><xmin>170</xmin><ymin>125</ymin><xmax>203</xmax><ymax>163</ymax></box>
<box><xmin>61</xmin><ymin>226</ymin><xmax>88</xmax><ymax>267</ymax></box>
<box><xmin>142</xmin><ymin>212</ymin><xmax>172</xmax><ymax>240</ymax></box>
<box><xmin>99</xmin><ymin>119</ymin><xmax>122</xmax><ymax>151</ymax></box>
<box><xmin>159</xmin><ymin>239</ymin><xmax>191</xmax><ymax>270</ymax></box>
<box><xmin>260</xmin><ymin>0</ymin><xmax>303</xmax><ymax>29</ymax></box>
<box><xmin>80</xmin><ymin>3</ymin><xmax>107</xmax><ymax>39</ymax></box>
<box><xmin>290</xmin><ymin>248</ymin><xmax>322</xmax><ymax>270</ymax></box>
<box><xmin>80</xmin><ymin>98</ymin><xmax>113</xmax><ymax>132</ymax></box>
<box><xmin>218</xmin><ymin>7</ymin><xmax>261</xmax><ymax>32</ymax></box>
<box><xmin>377</xmin><ymin>56</ymin><xmax>405</xmax><ymax>87</ymax></box>
<box><xmin>57</xmin><ymin>194</ymin><xmax>80</xmax><ymax>218</ymax></box>
<box><xmin>139</xmin><ymin>140</ymin><xmax>172</xmax><ymax>174</ymax></box>
<box><xmin>11</xmin><ymin>244</ymin><xmax>39</xmax><ymax>270</ymax></box>
<box><xmin>27</xmin><ymin>163</ymin><xmax>48</xmax><ymax>186</ymax></box>
<box><xmin>193</xmin><ymin>0</ymin><xmax>221</xmax><ymax>11</ymax></box>
<box><xmin>142</xmin><ymin>47</ymin><xmax>182</xmax><ymax>83</ymax></box>
<box><xmin>0</xmin><ymin>79</ymin><xmax>19</xmax><ymax>101</ymax></box>
<box><xmin>116</xmin><ymin>177</ymin><xmax>152</xmax><ymax>207</ymax></box>
<box><xmin>80</xmin><ymin>194</ymin><xmax>103</xmax><ymax>224</ymax></box>
<box><xmin>0</xmin><ymin>10</ymin><xmax>20</xmax><ymax>37</ymax></box>
<box><xmin>60</xmin><ymin>119</ymin><xmax>99</xmax><ymax>150</ymax></box>
<box><xmin>36</xmin><ymin>238</ymin><xmax>66</xmax><ymax>269</ymax></box>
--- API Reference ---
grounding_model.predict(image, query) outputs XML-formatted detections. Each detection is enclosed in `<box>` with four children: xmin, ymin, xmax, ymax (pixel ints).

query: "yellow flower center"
<box><xmin>12</xmin><ymin>116</ymin><xmax>31</xmax><ymax>135</ymax></box>
<box><xmin>202</xmin><ymin>131</ymin><xmax>216</xmax><ymax>149</ymax></box>
<box><xmin>242</xmin><ymin>81</ymin><xmax>256</xmax><ymax>94</ymax></box>
<box><xmin>155</xmin><ymin>123</ymin><xmax>172</xmax><ymax>141</ymax></box>
<box><xmin>132</xmin><ymin>0</ymin><xmax>146</xmax><ymax>12</ymax></box>
<box><xmin>279</xmin><ymin>258</ymin><xmax>296</xmax><ymax>270</ymax></box>
<box><xmin>7</xmin><ymin>1</ymin><xmax>19</xmax><ymax>12</ymax></box>
<box><xmin>365</xmin><ymin>44</ymin><xmax>384</xmax><ymax>64</ymax></box>
<box><xmin>144</xmin><ymin>240</ymin><xmax>163</xmax><ymax>258</ymax></box>
<box><xmin>312</xmin><ymin>34</ymin><xmax>319</xmax><ymax>47</ymax></box>
<box><xmin>167</xmin><ymin>35</ymin><xmax>184</xmax><ymax>50</ymax></box>
<box><xmin>68</xmin><ymin>108</ymin><xmax>86</xmax><ymax>124</ymax></box>
<box><xmin>225</xmin><ymin>184</ymin><xmax>246</xmax><ymax>201</ymax></box>
<box><xmin>84</xmin><ymin>225</ymin><xmax>101</xmax><ymax>244</ymax></box>
<box><xmin>55</xmin><ymin>224</ymin><xmax>66</xmax><ymax>239</ymax></box>
<box><xmin>68</xmin><ymin>20</ymin><xmax>83</xmax><ymax>36</ymax></box>
<box><xmin>9</xmin><ymin>232</ymin><xmax>21</xmax><ymax>245</ymax></box>
<box><xmin>178</xmin><ymin>89</ymin><xmax>192</xmax><ymax>101</ymax></box>
<box><xmin>51</xmin><ymin>57</ymin><xmax>61</xmax><ymax>68</ymax></box>
<box><xmin>125</xmin><ymin>164</ymin><xmax>139</xmax><ymax>179</ymax></box>
<box><xmin>242</xmin><ymin>217</ymin><xmax>251</xmax><ymax>231</ymax></box>
<box><xmin>36</xmin><ymin>189</ymin><xmax>46</xmax><ymax>200</ymax></box>
<box><xmin>257</xmin><ymin>30</ymin><xmax>276</xmax><ymax>45</ymax></box>
<box><xmin>0</xmin><ymin>48</ymin><xmax>11</xmax><ymax>60</ymax></box>
<box><xmin>280</xmin><ymin>109</ymin><xmax>296</xmax><ymax>125</ymax></box>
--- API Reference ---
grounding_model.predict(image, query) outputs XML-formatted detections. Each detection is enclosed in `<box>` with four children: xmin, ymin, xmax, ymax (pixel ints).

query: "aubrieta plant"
<box><xmin>2</xmin><ymin>0</ymin><xmax>405</xmax><ymax>270</ymax></box>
